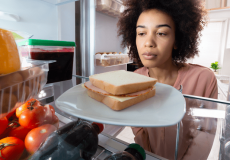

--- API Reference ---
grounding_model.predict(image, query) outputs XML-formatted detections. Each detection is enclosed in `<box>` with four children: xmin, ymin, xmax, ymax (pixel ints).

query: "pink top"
<box><xmin>132</xmin><ymin>63</ymin><xmax>218</xmax><ymax>160</ymax></box>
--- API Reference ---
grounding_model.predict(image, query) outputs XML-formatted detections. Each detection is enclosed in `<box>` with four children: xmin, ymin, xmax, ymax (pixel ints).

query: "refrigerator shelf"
<box><xmin>95</xmin><ymin>52</ymin><xmax>132</xmax><ymax>67</ymax></box>
<box><xmin>96</xmin><ymin>61</ymin><xmax>133</xmax><ymax>67</ymax></box>
<box><xmin>96</xmin><ymin>0</ymin><xmax>123</xmax><ymax>18</ymax></box>
<box><xmin>0</xmin><ymin>59</ymin><xmax>51</xmax><ymax>118</ymax></box>
<box><xmin>40</xmin><ymin>0</ymin><xmax>79</xmax><ymax>6</ymax></box>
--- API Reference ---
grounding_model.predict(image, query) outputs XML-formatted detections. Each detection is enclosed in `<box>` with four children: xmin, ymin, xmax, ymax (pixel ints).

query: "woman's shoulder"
<box><xmin>134</xmin><ymin>67</ymin><xmax>149</xmax><ymax>76</ymax></box>
<box><xmin>181</xmin><ymin>63</ymin><xmax>215</xmax><ymax>78</ymax></box>
<box><xmin>178</xmin><ymin>63</ymin><xmax>218</xmax><ymax>98</ymax></box>
<box><xmin>179</xmin><ymin>63</ymin><xmax>217</xmax><ymax>90</ymax></box>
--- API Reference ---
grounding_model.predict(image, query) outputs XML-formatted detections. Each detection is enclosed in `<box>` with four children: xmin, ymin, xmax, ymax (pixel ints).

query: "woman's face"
<box><xmin>136</xmin><ymin>9</ymin><xmax>176</xmax><ymax>68</ymax></box>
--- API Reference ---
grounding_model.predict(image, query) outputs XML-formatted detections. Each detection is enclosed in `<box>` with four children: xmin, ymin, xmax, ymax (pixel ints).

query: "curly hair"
<box><xmin>117</xmin><ymin>0</ymin><xmax>207</xmax><ymax>67</ymax></box>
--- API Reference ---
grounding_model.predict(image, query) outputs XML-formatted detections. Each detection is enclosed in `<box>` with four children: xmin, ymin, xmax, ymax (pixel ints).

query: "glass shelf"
<box><xmin>40</xmin><ymin>0</ymin><xmax>79</xmax><ymax>5</ymax></box>
<box><xmin>63</xmin><ymin>75</ymin><xmax>230</xmax><ymax>159</ymax></box>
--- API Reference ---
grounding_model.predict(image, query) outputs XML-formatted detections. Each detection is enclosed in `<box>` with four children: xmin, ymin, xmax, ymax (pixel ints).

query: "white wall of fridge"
<box><xmin>0</xmin><ymin>0</ymin><xmax>58</xmax><ymax>40</ymax></box>
<box><xmin>0</xmin><ymin>0</ymin><xmax>76</xmax><ymax>104</ymax></box>
<box><xmin>95</xmin><ymin>11</ymin><xmax>127</xmax><ymax>74</ymax></box>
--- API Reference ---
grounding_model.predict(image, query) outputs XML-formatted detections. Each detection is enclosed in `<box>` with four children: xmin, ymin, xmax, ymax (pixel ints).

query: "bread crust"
<box><xmin>87</xmin><ymin>88</ymin><xmax>156</xmax><ymax>111</ymax></box>
<box><xmin>89</xmin><ymin>77</ymin><xmax>156</xmax><ymax>95</ymax></box>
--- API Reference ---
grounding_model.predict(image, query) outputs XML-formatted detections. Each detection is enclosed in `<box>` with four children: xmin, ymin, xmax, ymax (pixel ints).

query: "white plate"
<box><xmin>55</xmin><ymin>83</ymin><xmax>186</xmax><ymax>127</ymax></box>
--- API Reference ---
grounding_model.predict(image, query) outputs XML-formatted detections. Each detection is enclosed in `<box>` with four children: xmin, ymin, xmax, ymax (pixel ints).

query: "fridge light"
<box><xmin>0</xmin><ymin>11</ymin><xmax>20</xmax><ymax>22</ymax></box>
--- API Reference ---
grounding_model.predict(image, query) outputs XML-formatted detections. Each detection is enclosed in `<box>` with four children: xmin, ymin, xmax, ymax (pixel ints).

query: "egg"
<box><xmin>30</xmin><ymin>67</ymin><xmax>43</xmax><ymax>77</ymax></box>
<box><xmin>17</xmin><ymin>85</ymin><xmax>32</xmax><ymax>102</ymax></box>
<box><xmin>0</xmin><ymin>72</ymin><xmax>23</xmax><ymax>93</ymax></box>
<box><xmin>25</xmin><ymin>77</ymin><xmax>42</xmax><ymax>97</ymax></box>
<box><xmin>20</xmin><ymin>69</ymin><xmax>30</xmax><ymax>81</ymax></box>
<box><xmin>20</xmin><ymin>66</ymin><xmax>44</xmax><ymax>80</ymax></box>
<box><xmin>35</xmin><ymin>81</ymin><xmax>41</xmax><ymax>93</ymax></box>
<box><xmin>0</xmin><ymin>93</ymin><xmax>18</xmax><ymax>114</ymax></box>
<box><xmin>24</xmin><ymin>85</ymin><xmax>32</xmax><ymax>101</ymax></box>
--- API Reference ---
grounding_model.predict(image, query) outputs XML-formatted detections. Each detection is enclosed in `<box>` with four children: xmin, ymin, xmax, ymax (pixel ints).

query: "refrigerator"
<box><xmin>0</xmin><ymin>0</ymin><xmax>230</xmax><ymax>159</ymax></box>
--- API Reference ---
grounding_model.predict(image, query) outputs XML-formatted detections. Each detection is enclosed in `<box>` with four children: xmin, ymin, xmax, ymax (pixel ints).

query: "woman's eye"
<box><xmin>138</xmin><ymin>33</ymin><xmax>145</xmax><ymax>36</ymax></box>
<box><xmin>157</xmin><ymin>32</ymin><xmax>166</xmax><ymax>36</ymax></box>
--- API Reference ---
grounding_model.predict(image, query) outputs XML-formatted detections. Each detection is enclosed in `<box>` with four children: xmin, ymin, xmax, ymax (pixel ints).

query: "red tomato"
<box><xmin>24</xmin><ymin>124</ymin><xmax>57</xmax><ymax>154</ymax></box>
<box><xmin>0</xmin><ymin>117</ymin><xmax>8</xmax><ymax>135</ymax></box>
<box><xmin>6</xmin><ymin>102</ymin><xmax>23</xmax><ymax>121</ymax></box>
<box><xmin>6</xmin><ymin>110</ymin><xmax>17</xmax><ymax>122</ymax></box>
<box><xmin>44</xmin><ymin>104</ymin><xmax>55</xmax><ymax>115</ymax></box>
<box><xmin>8</xmin><ymin>126</ymin><xmax>31</xmax><ymax>141</ymax></box>
<box><xmin>0</xmin><ymin>121</ymin><xmax>20</xmax><ymax>140</ymax></box>
<box><xmin>42</xmin><ymin>104</ymin><xmax>58</xmax><ymax>126</ymax></box>
<box><xmin>0</xmin><ymin>102</ymin><xmax>20</xmax><ymax>120</ymax></box>
<box><xmin>42</xmin><ymin>107</ymin><xmax>59</xmax><ymax>129</ymax></box>
<box><xmin>42</xmin><ymin>106</ymin><xmax>54</xmax><ymax>125</ymax></box>
<box><xmin>16</xmin><ymin>98</ymin><xmax>41</xmax><ymax>118</ymax></box>
<box><xmin>0</xmin><ymin>137</ymin><xmax>24</xmax><ymax>160</ymax></box>
<box><xmin>19</xmin><ymin>105</ymin><xmax>45</xmax><ymax>129</ymax></box>
<box><xmin>52</xmin><ymin>115</ymin><xmax>59</xmax><ymax>129</ymax></box>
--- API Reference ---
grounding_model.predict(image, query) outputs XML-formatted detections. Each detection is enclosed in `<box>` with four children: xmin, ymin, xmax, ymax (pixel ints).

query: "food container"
<box><xmin>96</xmin><ymin>0</ymin><xmax>112</xmax><ymax>12</ymax></box>
<box><xmin>18</xmin><ymin>39</ymin><xmax>75</xmax><ymax>84</ymax></box>
<box><xmin>108</xmin><ymin>0</ymin><xmax>118</xmax><ymax>15</ymax></box>
<box><xmin>0</xmin><ymin>60</ymin><xmax>48</xmax><ymax>118</ymax></box>
<box><xmin>95</xmin><ymin>52</ymin><xmax>132</xmax><ymax>67</ymax></box>
<box><xmin>115</xmin><ymin>3</ymin><xmax>122</xmax><ymax>16</ymax></box>
<box><xmin>114</xmin><ymin>52</ymin><xmax>121</xmax><ymax>64</ymax></box>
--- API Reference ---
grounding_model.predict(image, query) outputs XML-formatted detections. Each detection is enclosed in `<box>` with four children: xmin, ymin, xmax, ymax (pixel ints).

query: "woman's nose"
<box><xmin>144</xmin><ymin>36</ymin><xmax>156</xmax><ymax>48</ymax></box>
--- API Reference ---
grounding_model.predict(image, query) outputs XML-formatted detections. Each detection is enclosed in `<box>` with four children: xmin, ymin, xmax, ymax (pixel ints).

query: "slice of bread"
<box><xmin>89</xmin><ymin>70</ymin><xmax>157</xmax><ymax>95</ymax></box>
<box><xmin>87</xmin><ymin>87</ymin><xmax>156</xmax><ymax>111</ymax></box>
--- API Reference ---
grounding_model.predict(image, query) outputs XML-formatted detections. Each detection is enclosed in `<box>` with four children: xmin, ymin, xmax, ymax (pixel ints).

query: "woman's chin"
<box><xmin>142</xmin><ymin>62</ymin><xmax>158</xmax><ymax>68</ymax></box>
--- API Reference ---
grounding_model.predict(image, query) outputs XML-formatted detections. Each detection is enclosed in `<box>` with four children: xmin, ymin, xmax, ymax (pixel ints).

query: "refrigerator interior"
<box><xmin>94</xmin><ymin>11</ymin><xmax>127</xmax><ymax>74</ymax></box>
<box><xmin>1</xmin><ymin>0</ymin><xmax>230</xmax><ymax>159</ymax></box>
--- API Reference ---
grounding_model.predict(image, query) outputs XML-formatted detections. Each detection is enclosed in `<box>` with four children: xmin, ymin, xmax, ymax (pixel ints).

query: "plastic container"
<box><xmin>29</xmin><ymin>119</ymin><xmax>104</xmax><ymax>160</ymax></box>
<box><xmin>96</xmin><ymin>0</ymin><xmax>112</xmax><ymax>12</ymax></box>
<box><xmin>104</xmin><ymin>143</ymin><xmax>146</xmax><ymax>160</ymax></box>
<box><xmin>95</xmin><ymin>52</ymin><xmax>132</xmax><ymax>67</ymax></box>
<box><xmin>115</xmin><ymin>3</ymin><xmax>122</xmax><ymax>16</ymax></box>
<box><xmin>114</xmin><ymin>52</ymin><xmax>121</xmax><ymax>64</ymax></box>
<box><xmin>18</xmin><ymin>39</ymin><xmax>75</xmax><ymax>84</ymax></box>
<box><xmin>0</xmin><ymin>60</ymin><xmax>48</xmax><ymax>119</ymax></box>
<box><xmin>108</xmin><ymin>0</ymin><xmax>118</xmax><ymax>16</ymax></box>
<box><xmin>96</xmin><ymin>0</ymin><xmax>122</xmax><ymax>18</ymax></box>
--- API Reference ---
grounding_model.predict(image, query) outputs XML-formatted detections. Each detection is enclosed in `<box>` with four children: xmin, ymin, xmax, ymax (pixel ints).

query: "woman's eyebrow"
<box><xmin>156</xmin><ymin>24</ymin><xmax>171</xmax><ymax>29</ymax></box>
<box><xmin>136</xmin><ymin>24</ymin><xmax>172</xmax><ymax>29</ymax></box>
<box><xmin>136</xmin><ymin>25</ymin><xmax>146</xmax><ymax>29</ymax></box>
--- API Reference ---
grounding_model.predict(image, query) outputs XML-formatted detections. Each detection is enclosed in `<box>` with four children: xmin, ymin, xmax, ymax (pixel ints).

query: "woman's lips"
<box><xmin>142</xmin><ymin>53</ymin><xmax>157</xmax><ymax>60</ymax></box>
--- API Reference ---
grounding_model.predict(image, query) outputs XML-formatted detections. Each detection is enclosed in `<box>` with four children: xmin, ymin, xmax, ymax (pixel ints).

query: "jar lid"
<box><xmin>125</xmin><ymin>143</ymin><xmax>146</xmax><ymax>160</ymax></box>
<box><xmin>18</xmin><ymin>39</ymin><xmax>75</xmax><ymax>47</ymax></box>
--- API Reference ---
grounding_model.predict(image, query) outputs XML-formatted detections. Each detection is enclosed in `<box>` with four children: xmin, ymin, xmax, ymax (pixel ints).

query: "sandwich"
<box><xmin>84</xmin><ymin>70</ymin><xmax>157</xmax><ymax>111</ymax></box>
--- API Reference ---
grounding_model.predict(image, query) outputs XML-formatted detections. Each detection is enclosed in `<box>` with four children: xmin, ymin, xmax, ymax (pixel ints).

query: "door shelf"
<box><xmin>40</xmin><ymin>0</ymin><xmax>79</xmax><ymax>5</ymax></box>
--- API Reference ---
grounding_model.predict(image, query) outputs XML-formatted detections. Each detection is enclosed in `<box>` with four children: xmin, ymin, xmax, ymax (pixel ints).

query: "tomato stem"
<box><xmin>27</xmin><ymin>106</ymin><xmax>35</xmax><ymax>110</ymax></box>
<box><xmin>0</xmin><ymin>142</ymin><xmax>18</xmax><ymax>159</ymax></box>
<box><xmin>26</xmin><ymin>100</ymin><xmax>37</xmax><ymax>110</ymax></box>
<box><xmin>28</xmin><ymin>100</ymin><xmax>36</xmax><ymax>107</ymax></box>
<box><xmin>7</xmin><ymin>120</ymin><xmax>20</xmax><ymax>129</ymax></box>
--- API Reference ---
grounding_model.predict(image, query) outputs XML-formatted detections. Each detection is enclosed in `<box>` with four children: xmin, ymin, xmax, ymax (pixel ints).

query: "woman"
<box><xmin>117</xmin><ymin>0</ymin><xmax>218</xmax><ymax>159</ymax></box>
